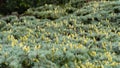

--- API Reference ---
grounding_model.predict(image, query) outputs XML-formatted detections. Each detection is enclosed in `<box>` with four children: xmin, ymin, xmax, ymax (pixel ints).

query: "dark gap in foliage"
<box><xmin>83</xmin><ymin>13</ymin><xmax>89</xmax><ymax>16</ymax></box>
<box><xmin>66</xmin><ymin>8</ymin><xmax>75</xmax><ymax>14</ymax></box>
<box><xmin>94</xmin><ymin>17</ymin><xmax>99</xmax><ymax>21</ymax></box>
<box><xmin>22</xmin><ymin>58</ymin><xmax>33</xmax><ymax>68</ymax></box>
<box><xmin>114</xmin><ymin>8</ymin><xmax>120</xmax><ymax>13</ymax></box>
<box><xmin>13</xmin><ymin>34</ymin><xmax>19</xmax><ymax>39</ymax></box>
<box><xmin>47</xmin><ymin>16</ymin><xmax>58</xmax><ymax>20</ymax></box>
<box><xmin>0</xmin><ymin>63</ymin><xmax>9</xmax><ymax>68</ymax></box>
<box><xmin>111</xmin><ymin>29</ymin><xmax>116</xmax><ymax>32</ymax></box>
<box><xmin>68</xmin><ymin>21</ymin><xmax>74</xmax><ymax>26</ymax></box>
<box><xmin>0</xmin><ymin>0</ymin><xmax>70</xmax><ymax>15</ymax></box>
<box><xmin>95</xmin><ymin>36</ymin><xmax>101</xmax><ymax>41</ymax></box>
<box><xmin>87</xmin><ymin>18</ymin><xmax>92</xmax><ymax>21</ymax></box>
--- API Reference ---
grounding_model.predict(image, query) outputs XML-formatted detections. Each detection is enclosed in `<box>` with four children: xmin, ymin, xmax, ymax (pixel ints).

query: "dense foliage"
<box><xmin>0</xmin><ymin>0</ymin><xmax>118</xmax><ymax>14</ymax></box>
<box><xmin>0</xmin><ymin>0</ymin><xmax>120</xmax><ymax>68</ymax></box>
<box><xmin>0</xmin><ymin>0</ymin><xmax>70</xmax><ymax>14</ymax></box>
